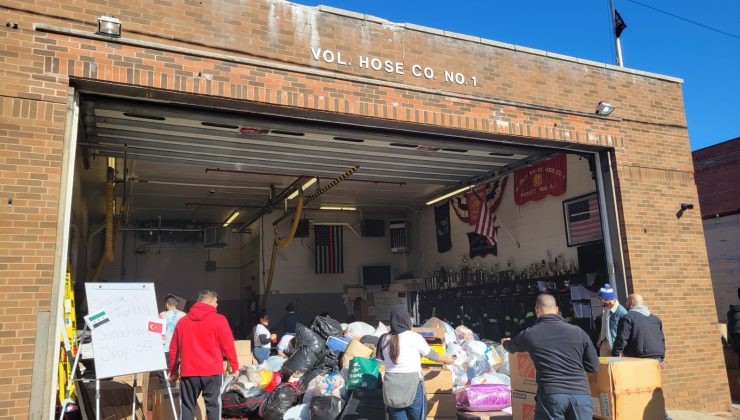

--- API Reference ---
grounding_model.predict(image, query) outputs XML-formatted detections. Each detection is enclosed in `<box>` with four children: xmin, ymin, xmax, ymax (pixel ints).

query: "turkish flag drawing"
<box><xmin>147</xmin><ymin>319</ymin><xmax>164</xmax><ymax>334</ymax></box>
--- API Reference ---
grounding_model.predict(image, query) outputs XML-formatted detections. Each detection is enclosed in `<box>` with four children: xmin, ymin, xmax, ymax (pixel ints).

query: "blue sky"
<box><xmin>293</xmin><ymin>0</ymin><xmax>739</xmax><ymax>150</ymax></box>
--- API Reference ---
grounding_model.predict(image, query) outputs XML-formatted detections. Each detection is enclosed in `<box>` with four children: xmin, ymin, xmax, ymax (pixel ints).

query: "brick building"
<box><xmin>0</xmin><ymin>1</ymin><xmax>731</xmax><ymax>418</ymax></box>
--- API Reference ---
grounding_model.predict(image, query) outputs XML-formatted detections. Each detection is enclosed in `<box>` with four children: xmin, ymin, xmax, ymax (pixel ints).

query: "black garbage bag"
<box><xmin>339</xmin><ymin>388</ymin><xmax>385</xmax><ymax>420</ymax></box>
<box><xmin>259</xmin><ymin>383</ymin><xmax>301</xmax><ymax>420</ymax></box>
<box><xmin>221</xmin><ymin>388</ymin><xmax>268</xmax><ymax>418</ymax></box>
<box><xmin>310</xmin><ymin>395</ymin><xmax>344</xmax><ymax>420</ymax></box>
<box><xmin>282</xmin><ymin>346</ymin><xmax>319</xmax><ymax>375</ymax></box>
<box><xmin>311</xmin><ymin>316</ymin><xmax>343</xmax><ymax>340</ymax></box>
<box><xmin>315</xmin><ymin>349</ymin><xmax>341</xmax><ymax>373</ymax></box>
<box><xmin>296</xmin><ymin>323</ymin><xmax>326</xmax><ymax>353</ymax></box>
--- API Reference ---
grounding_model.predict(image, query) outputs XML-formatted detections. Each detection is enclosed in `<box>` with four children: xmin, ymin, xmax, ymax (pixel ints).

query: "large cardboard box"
<box><xmin>426</xmin><ymin>393</ymin><xmax>457</xmax><ymax>417</ymax></box>
<box><xmin>152</xmin><ymin>389</ymin><xmax>206</xmax><ymax>420</ymax></box>
<box><xmin>234</xmin><ymin>340</ymin><xmax>254</xmax><ymax>366</ymax></box>
<box><xmin>511</xmin><ymin>390</ymin><xmax>536</xmax><ymax>420</ymax></box>
<box><xmin>509</xmin><ymin>352</ymin><xmax>537</xmax><ymax>394</ymax></box>
<box><xmin>423</xmin><ymin>367</ymin><xmax>453</xmax><ymax>394</ymax></box>
<box><xmin>588</xmin><ymin>357</ymin><xmax>664</xmax><ymax>420</ymax></box>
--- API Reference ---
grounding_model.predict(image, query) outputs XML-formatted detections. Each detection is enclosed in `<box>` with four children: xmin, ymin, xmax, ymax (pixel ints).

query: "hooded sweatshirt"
<box><xmin>611</xmin><ymin>305</ymin><xmax>665</xmax><ymax>360</ymax></box>
<box><xmin>169</xmin><ymin>302</ymin><xmax>239</xmax><ymax>377</ymax></box>
<box><xmin>728</xmin><ymin>304</ymin><xmax>740</xmax><ymax>353</ymax></box>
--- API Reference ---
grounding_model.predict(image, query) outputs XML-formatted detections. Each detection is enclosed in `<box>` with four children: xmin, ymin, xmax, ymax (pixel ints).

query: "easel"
<box><xmin>59</xmin><ymin>326</ymin><xmax>179</xmax><ymax>420</ymax></box>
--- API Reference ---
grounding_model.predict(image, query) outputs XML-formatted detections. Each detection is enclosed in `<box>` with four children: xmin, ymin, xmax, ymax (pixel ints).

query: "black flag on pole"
<box><xmin>434</xmin><ymin>201</ymin><xmax>452</xmax><ymax>253</ymax></box>
<box><xmin>614</xmin><ymin>9</ymin><xmax>627</xmax><ymax>37</ymax></box>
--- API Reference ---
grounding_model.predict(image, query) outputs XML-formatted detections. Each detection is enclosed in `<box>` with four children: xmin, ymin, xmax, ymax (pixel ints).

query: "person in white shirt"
<box><xmin>379</xmin><ymin>308</ymin><xmax>454</xmax><ymax>420</ymax></box>
<box><xmin>158</xmin><ymin>294</ymin><xmax>185</xmax><ymax>388</ymax></box>
<box><xmin>253</xmin><ymin>312</ymin><xmax>276</xmax><ymax>363</ymax></box>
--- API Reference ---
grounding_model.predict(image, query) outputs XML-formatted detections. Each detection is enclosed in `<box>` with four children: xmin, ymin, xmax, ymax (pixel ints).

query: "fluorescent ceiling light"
<box><xmin>425</xmin><ymin>185</ymin><xmax>473</xmax><ymax>206</ymax></box>
<box><xmin>288</xmin><ymin>177</ymin><xmax>318</xmax><ymax>200</ymax></box>
<box><xmin>222</xmin><ymin>210</ymin><xmax>240</xmax><ymax>227</ymax></box>
<box><xmin>320</xmin><ymin>206</ymin><xmax>357</xmax><ymax>211</ymax></box>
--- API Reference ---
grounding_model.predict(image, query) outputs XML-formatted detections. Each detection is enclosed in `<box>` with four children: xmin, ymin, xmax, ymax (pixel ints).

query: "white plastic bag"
<box><xmin>346</xmin><ymin>322</ymin><xmax>375</xmax><ymax>339</ymax></box>
<box><xmin>283</xmin><ymin>403</ymin><xmax>310</xmax><ymax>420</ymax></box>
<box><xmin>455</xmin><ymin>325</ymin><xmax>475</xmax><ymax>343</ymax></box>
<box><xmin>372</xmin><ymin>322</ymin><xmax>390</xmax><ymax>337</ymax></box>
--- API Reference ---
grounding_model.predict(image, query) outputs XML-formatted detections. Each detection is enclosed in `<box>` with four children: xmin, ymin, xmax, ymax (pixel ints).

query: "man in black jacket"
<box><xmin>611</xmin><ymin>294</ymin><xmax>665</xmax><ymax>361</ymax></box>
<box><xmin>611</xmin><ymin>294</ymin><xmax>671</xmax><ymax>420</ymax></box>
<box><xmin>503</xmin><ymin>294</ymin><xmax>599</xmax><ymax>420</ymax></box>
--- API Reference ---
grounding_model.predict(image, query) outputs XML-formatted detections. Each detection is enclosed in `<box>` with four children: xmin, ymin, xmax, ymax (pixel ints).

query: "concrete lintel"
<box><xmin>480</xmin><ymin>38</ymin><xmax>517</xmax><ymax>51</ymax></box>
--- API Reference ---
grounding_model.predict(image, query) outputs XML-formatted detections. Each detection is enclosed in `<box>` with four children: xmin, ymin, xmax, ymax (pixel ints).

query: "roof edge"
<box><xmin>306</xmin><ymin>2</ymin><xmax>683</xmax><ymax>84</ymax></box>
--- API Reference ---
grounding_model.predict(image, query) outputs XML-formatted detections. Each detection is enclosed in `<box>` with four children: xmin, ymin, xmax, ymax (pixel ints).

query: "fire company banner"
<box><xmin>514</xmin><ymin>154</ymin><xmax>567</xmax><ymax>205</ymax></box>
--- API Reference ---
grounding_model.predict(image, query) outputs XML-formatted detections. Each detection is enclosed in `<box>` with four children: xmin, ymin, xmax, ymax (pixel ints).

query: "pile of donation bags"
<box><xmin>220</xmin><ymin>316</ymin><xmax>512</xmax><ymax>419</ymax></box>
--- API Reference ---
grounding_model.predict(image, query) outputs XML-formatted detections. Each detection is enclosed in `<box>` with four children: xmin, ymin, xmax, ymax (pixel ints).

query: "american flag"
<box><xmin>566</xmin><ymin>195</ymin><xmax>603</xmax><ymax>245</ymax></box>
<box><xmin>315</xmin><ymin>225</ymin><xmax>343</xmax><ymax>274</ymax></box>
<box><xmin>475</xmin><ymin>201</ymin><xmax>497</xmax><ymax>246</ymax></box>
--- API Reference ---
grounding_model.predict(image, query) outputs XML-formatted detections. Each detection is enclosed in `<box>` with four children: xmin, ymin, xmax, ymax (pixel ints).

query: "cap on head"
<box><xmin>598</xmin><ymin>284</ymin><xmax>617</xmax><ymax>300</ymax></box>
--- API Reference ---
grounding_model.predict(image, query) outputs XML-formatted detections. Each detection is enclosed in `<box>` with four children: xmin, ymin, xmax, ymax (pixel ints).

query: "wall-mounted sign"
<box><xmin>514</xmin><ymin>154</ymin><xmax>567</xmax><ymax>206</ymax></box>
<box><xmin>310</xmin><ymin>47</ymin><xmax>479</xmax><ymax>87</ymax></box>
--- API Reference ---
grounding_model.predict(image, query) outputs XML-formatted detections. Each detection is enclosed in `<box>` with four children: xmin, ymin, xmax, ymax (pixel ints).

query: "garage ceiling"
<box><xmin>78</xmin><ymin>95</ymin><xmax>556</xmax><ymax>224</ymax></box>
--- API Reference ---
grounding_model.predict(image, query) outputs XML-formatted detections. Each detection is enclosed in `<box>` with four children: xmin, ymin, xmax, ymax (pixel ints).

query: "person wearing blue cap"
<box><xmin>596</xmin><ymin>283</ymin><xmax>627</xmax><ymax>356</ymax></box>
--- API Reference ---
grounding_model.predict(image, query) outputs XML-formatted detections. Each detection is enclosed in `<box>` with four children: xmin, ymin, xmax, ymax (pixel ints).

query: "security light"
<box><xmin>595</xmin><ymin>101</ymin><xmax>615</xmax><ymax>117</ymax></box>
<box><xmin>97</xmin><ymin>16</ymin><xmax>122</xmax><ymax>37</ymax></box>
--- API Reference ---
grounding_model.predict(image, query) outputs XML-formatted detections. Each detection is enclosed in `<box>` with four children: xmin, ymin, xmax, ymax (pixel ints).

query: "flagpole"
<box><xmin>609</xmin><ymin>0</ymin><xmax>624</xmax><ymax>66</ymax></box>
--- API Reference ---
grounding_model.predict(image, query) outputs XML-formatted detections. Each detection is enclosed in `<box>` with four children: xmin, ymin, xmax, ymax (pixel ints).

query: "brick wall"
<box><xmin>0</xmin><ymin>0</ymin><xmax>729</xmax><ymax>416</ymax></box>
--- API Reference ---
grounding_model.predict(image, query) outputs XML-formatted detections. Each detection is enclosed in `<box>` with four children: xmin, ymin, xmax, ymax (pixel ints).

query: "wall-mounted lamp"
<box><xmin>676</xmin><ymin>202</ymin><xmax>695</xmax><ymax>219</ymax></box>
<box><xmin>97</xmin><ymin>16</ymin><xmax>122</xmax><ymax>37</ymax></box>
<box><xmin>7</xmin><ymin>197</ymin><xmax>12</xmax><ymax>208</ymax></box>
<box><xmin>595</xmin><ymin>101</ymin><xmax>615</xmax><ymax>117</ymax></box>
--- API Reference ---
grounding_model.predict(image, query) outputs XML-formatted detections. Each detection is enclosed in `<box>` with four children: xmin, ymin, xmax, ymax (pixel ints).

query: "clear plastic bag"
<box><xmin>455</xmin><ymin>325</ymin><xmax>475</xmax><ymax>343</ymax></box>
<box><xmin>470</xmin><ymin>372</ymin><xmax>511</xmax><ymax>387</ymax></box>
<box><xmin>493</xmin><ymin>344</ymin><xmax>510</xmax><ymax>376</ymax></box>
<box><xmin>450</xmin><ymin>364</ymin><xmax>469</xmax><ymax>390</ymax></box>
<box><xmin>465</xmin><ymin>353</ymin><xmax>491</xmax><ymax>379</ymax></box>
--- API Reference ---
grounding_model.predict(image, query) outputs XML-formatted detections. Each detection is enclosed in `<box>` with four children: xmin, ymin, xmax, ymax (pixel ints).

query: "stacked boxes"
<box><xmin>588</xmin><ymin>357</ymin><xmax>665</xmax><ymax>420</ymax></box>
<box><xmin>424</xmin><ymin>367</ymin><xmax>456</xmax><ymax>419</ymax></box>
<box><xmin>413</xmin><ymin>327</ymin><xmax>456</xmax><ymax>419</ymax></box>
<box><xmin>509</xmin><ymin>352</ymin><xmax>537</xmax><ymax>420</ymax></box>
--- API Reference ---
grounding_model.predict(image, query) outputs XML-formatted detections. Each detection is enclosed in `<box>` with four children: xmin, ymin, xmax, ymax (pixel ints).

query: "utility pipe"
<box><xmin>262</xmin><ymin>197</ymin><xmax>304</xmax><ymax>310</ymax></box>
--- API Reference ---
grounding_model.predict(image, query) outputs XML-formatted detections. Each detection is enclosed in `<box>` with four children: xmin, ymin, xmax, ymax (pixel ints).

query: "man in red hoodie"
<box><xmin>169</xmin><ymin>290</ymin><xmax>239</xmax><ymax>420</ymax></box>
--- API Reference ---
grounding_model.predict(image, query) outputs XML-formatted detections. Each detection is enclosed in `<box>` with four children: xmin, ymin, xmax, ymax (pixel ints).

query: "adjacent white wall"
<box><xmin>703</xmin><ymin>213</ymin><xmax>740</xmax><ymax>322</ymax></box>
<box><xmin>409</xmin><ymin>154</ymin><xmax>598</xmax><ymax>276</ymax></box>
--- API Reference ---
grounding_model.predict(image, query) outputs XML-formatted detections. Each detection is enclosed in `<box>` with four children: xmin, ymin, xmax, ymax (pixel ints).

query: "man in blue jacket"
<box><xmin>503</xmin><ymin>294</ymin><xmax>599</xmax><ymax>420</ymax></box>
<box><xmin>596</xmin><ymin>283</ymin><xmax>628</xmax><ymax>356</ymax></box>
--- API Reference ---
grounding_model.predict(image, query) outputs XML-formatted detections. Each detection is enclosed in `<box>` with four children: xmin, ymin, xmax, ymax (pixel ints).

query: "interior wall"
<box><xmin>410</xmin><ymin>154</ymin><xmax>598</xmax><ymax>276</ymax></box>
<box><xmin>98</xmin><ymin>231</ymin><xmax>244</xmax><ymax>329</ymax></box>
<box><xmin>260</xmin><ymin>209</ymin><xmax>409</xmax><ymax>321</ymax></box>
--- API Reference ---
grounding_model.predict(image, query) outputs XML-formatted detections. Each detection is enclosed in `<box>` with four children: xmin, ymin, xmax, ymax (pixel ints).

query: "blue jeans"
<box><xmin>387</xmin><ymin>381</ymin><xmax>426</xmax><ymax>420</ymax></box>
<box><xmin>535</xmin><ymin>393</ymin><xmax>592</xmax><ymax>420</ymax></box>
<box><xmin>254</xmin><ymin>346</ymin><xmax>270</xmax><ymax>363</ymax></box>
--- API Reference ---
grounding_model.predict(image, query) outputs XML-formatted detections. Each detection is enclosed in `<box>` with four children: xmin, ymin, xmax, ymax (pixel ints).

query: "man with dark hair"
<box><xmin>158</xmin><ymin>294</ymin><xmax>185</xmax><ymax>388</ymax></box>
<box><xmin>275</xmin><ymin>303</ymin><xmax>298</xmax><ymax>357</ymax></box>
<box><xmin>728</xmin><ymin>287</ymin><xmax>740</xmax><ymax>364</ymax></box>
<box><xmin>503</xmin><ymin>294</ymin><xmax>599</xmax><ymax>420</ymax></box>
<box><xmin>169</xmin><ymin>290</ymin><xmax>239</xmax><ymax>420</ymax></box>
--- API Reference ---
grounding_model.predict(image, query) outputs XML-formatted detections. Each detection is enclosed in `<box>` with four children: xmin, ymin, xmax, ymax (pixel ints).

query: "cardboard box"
<box><xmin>234</xmin><ymin>340</ymin><xmax>254</xmax><ymax>366</ymax></box>
<box><xmin>509</xmin><ymin>352</ymin><xmax>537</xmax><ymax>394</ymax></box>
<box><xmin>152</xmin><ymin>388</ymin><xmax>206</xmax><ymax>420</ymax></box>
<box><xmin>423</xmin><ymin>367</ymin><xmax>453</xmax><ymax>394</ymax></box>
<box><xmin>588</xmin><ymin>357</ymin><xmax>664</xmax><ymax>420</ymax></box>
<box><xmin>426</xmin><ymin>393</ymin><xmax>457</xmax><ymax>417</ymax></box>
<box><xmin>412</xmin><ymin>327</ymin><xmax>446</xmax><ymax>341</ymax></box>
<box><xmin>511</xmin><ymin>390</ymin><xmax>536</xmax><ymax>420</ymax></box>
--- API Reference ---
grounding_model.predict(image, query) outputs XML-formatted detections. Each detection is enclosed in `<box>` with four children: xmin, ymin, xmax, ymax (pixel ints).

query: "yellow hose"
<box><xmin>104</xmin><ymin>182</ymin><xmax>114</xmax><ymax>262</ymax></box>
<box><xmin>91</xmin><ymin>181</ymin><xmax>115</xmax><ymax>282</ymax></box>
<box><xmin>262</xmin><ymin>198</ymin><xmax>304</xmax><ymax>310</ymax></box>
